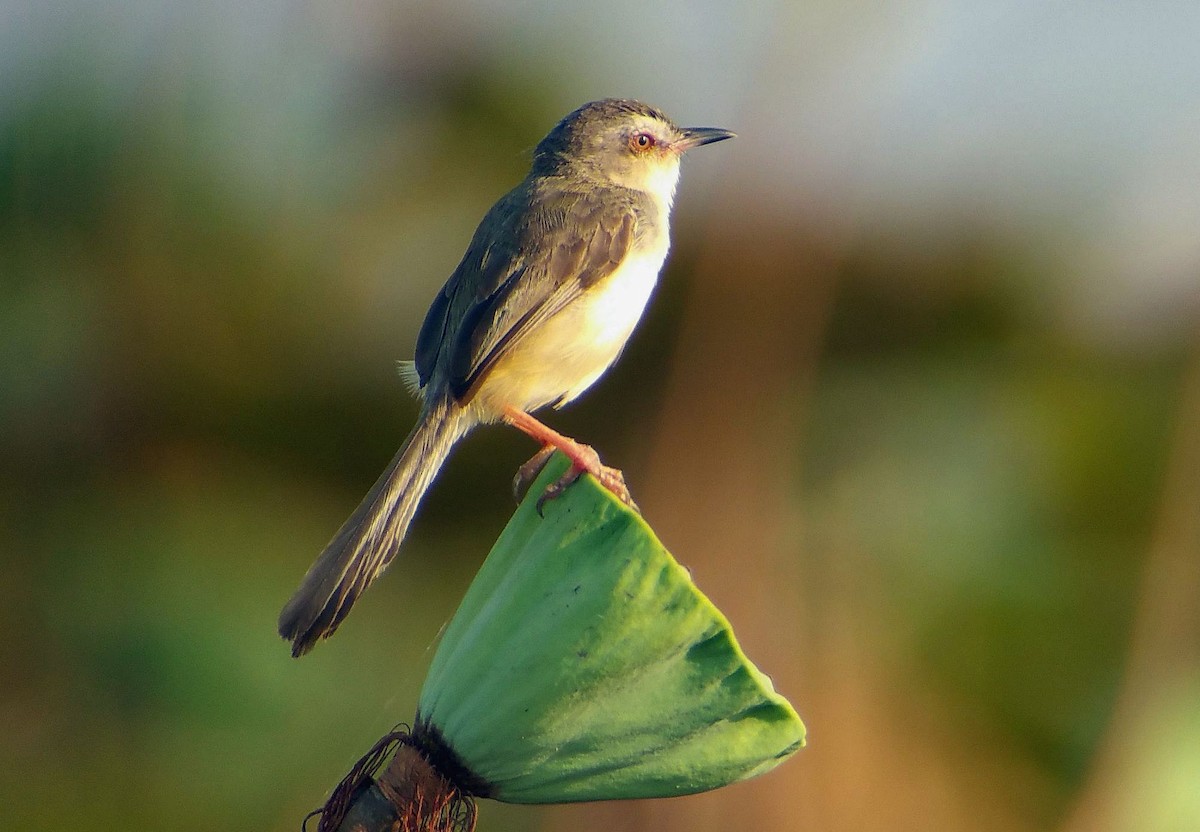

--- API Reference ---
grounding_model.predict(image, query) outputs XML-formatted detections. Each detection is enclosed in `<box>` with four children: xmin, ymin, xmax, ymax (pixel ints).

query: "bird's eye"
<box><xmin>629</xmin><ymin>132</ymin><xmax>656</xmax><ymax>152</ymax></box>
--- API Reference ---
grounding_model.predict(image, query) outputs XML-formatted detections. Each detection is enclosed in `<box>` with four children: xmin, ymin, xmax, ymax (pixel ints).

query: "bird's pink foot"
<box><xmin>504</xmin><ymin>406</ymin><xmax>639</xmax><ymax>515</ymax></box>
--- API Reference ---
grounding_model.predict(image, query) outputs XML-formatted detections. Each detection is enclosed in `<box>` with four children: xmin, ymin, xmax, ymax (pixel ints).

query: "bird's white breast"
<box><xmin>574</xmin><ymin>242</ymin><xmax>665</xmax><ymax>357</ymax></box>
<box><xmin>473</xmin><ymin>233</ymin><xmax>669</xmax><ymax>415</ymax></box>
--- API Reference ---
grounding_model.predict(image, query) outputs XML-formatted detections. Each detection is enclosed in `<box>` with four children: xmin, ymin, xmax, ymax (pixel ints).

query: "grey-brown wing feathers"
<box><xmin>413</xmin><ymin>189</ymin><xmax>528</xmax><ymax>388</ymax></box>
<box><xmin>414</xmin><ymin>184</ymin><xmax>639</xmax><ymax>402</ymax></box>
<box><xmin>413</xmin><ymin>282</ymin><xmax>452</xmax><ymax>388</ymax></box>
<box><xmin>448</xmin><ymin>199</ymin><xmax>636</xmax><ymax>402</ymax></box>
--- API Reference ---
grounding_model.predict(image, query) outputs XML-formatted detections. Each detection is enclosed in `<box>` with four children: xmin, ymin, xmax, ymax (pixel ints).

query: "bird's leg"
<box><xmin>503</xmin><ymin>405</ymin><xmax>638</xmax><ymax>514</ymax></box>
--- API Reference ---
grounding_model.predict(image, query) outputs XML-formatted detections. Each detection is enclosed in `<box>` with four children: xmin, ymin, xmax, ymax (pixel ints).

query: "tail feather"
<box><xmin>279</xmin><ymin>398</ymin><xmax>467</xmax><ymax>656</ymax></box>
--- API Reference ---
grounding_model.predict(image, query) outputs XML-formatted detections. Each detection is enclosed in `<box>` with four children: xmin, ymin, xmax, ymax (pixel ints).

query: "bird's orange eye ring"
<box><xmin>629</xmin><ymin>131</ymin><xmax>656</xmax><ymax>152</ymax></box>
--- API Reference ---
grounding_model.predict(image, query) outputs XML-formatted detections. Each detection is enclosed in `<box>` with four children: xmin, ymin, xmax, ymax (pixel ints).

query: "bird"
<box><xmin>278</xmin><ymin>98</ymin><xmax>734</xmax><ymax>656</ymax></box>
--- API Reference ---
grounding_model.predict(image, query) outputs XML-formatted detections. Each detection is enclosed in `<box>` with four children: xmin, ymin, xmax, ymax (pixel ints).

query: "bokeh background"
<box><xmin>3</xmin><ymin>2</ymin><xmax>1199</xmax><ymax>830</ymax></box>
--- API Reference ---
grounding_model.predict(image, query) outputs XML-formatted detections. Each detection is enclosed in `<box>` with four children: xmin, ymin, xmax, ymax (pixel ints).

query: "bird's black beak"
<box><xmin>676</xmin><ymin>127</ymin><xmax>736</xmax><ymax>150</ymax></box>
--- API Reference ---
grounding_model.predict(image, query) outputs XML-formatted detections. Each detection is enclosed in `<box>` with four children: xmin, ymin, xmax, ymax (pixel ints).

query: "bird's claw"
<box><xmin>513</xmin><ymin>445</ymin><xmax>557</xmax><ymax>502</ymax></box>
<box><xmin>535</xmin><ymin>465</ymin><xmax>585</xmax><ymax>516</ymax></box>
<box><xmin>515</xmin><ymin>444</ymin><xmax>640</xmax><ymax>516</ymax></box>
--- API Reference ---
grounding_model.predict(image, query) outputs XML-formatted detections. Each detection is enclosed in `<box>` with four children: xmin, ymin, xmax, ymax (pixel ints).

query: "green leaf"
<box><xmin>416</xmin><ymin>454</ymin><xmax>805</xmax><ymax>804</ymax></box>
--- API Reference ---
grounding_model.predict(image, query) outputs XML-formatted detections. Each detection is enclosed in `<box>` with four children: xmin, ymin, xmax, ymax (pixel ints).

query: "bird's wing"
<box><xmin>415</xmin><ymin>186</ymin><xmax>638</xmax><ymax>403</ymax></box>
<box><xmin>413</xmin><ymin>187</ymin><xmax>532</xmax><ymax>388</ymax></box>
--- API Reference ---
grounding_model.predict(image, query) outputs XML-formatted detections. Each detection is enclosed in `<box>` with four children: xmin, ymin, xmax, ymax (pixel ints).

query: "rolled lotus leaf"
<box><xmin>415</xmin><ymin>453</ymin><xmax>805</xmax><ymax>804</ymax></box>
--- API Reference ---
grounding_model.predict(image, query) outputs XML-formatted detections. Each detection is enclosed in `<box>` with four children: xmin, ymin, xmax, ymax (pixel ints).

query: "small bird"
<box><xmin>279</xmin><ymin>99</ymin><xmax>734</xmax><ymax>656</ymax></box>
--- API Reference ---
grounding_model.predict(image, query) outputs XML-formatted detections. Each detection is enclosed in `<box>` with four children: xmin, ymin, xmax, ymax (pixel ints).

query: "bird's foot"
<box><xmin>505</xmin><ymin>407</ymin><xmax>639</xmax><ymax>515</ymax></box>
<box><xmin>512</xmin><ymin>445</ymin><xmax>556</xmax><ymax>502</ymax></box>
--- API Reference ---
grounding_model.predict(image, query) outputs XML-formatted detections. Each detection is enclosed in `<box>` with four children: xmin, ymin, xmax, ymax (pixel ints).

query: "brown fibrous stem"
<box><xmin>311</xmin><ymin>731</ymin><xmax>477</xmax><ymax>832</ymax></box>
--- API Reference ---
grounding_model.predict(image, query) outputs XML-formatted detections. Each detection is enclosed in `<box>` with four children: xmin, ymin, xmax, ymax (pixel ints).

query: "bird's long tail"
<box><xmin>279</xmin><ymin>396</ymin><xmax>469</xmax><ymax>656</ymax></box>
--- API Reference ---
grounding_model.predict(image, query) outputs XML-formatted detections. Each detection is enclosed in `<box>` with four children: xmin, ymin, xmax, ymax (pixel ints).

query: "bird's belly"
<box><xmin>475</xmin><ymin>245</ymin><xmax>667</xmax><ymax>415</ymax></box>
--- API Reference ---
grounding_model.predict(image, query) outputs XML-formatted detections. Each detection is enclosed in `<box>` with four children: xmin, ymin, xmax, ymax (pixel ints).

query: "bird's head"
<box><xmin>532</xmin><ymin>99</ymin><xmax>734</xmax><ymax>207</ymax></box>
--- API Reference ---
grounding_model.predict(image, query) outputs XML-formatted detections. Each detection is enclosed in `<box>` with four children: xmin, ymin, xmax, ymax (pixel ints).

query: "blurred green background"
<box><xmin>3</xmin><ymin>3</ymin><xmax>1199</xmax><ymax>831</ymax></box>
